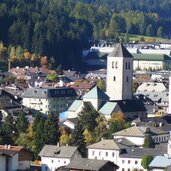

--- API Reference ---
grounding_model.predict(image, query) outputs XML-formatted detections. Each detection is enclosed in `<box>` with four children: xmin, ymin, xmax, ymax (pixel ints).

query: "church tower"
<box><xmin>106</xmin><ymin>43</ymin><xmax>133</xmax><ymax>100</ymax></box>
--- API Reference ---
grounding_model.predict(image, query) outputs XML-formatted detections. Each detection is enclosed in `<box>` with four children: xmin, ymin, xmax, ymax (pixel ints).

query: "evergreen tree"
<box><xmin>146</xmin><ymin>24</ymin><xmax>153</xmax><ymax>36</ymax></box>
<box><xmin>33</xmin><ymin>117</ymin><xmax>45</xmax><ymax>159</ymax></box>
<box><xmin>16</xmin><ymin>113</ymin><xmax>29</xmax><ymax>134</ymax></box>
<box><xmin>71</xmin><ymin>120</ymin><xmax>87</xmax><ymax>157</ymax></box>
<box><xmin>32</xmin><ymin>112</ymin><xmax>43</xmax><ymax>132</ymax></box>
<box><xmin>141</xmin><ymin>155</ymin><xmax>153</xmax><ymax>170</ymax></box>
<box><xmin>43</xmin><ymin>113</ymin><xmax>60</xmax><ymax>145</ymax></box>
<box><xmin>157</xmin><ymin>26</ymin><xmax>164</xmax><ymax>37</ymax></box>
<box><xmin>79</xmin><ymin>103</ymin><xmax>99</xmax><ymax>132</ymax></box>
<box><xmin>143</xmin><ymin>135</ymin><xmax>154</xmax><ymax>148</ymax></box>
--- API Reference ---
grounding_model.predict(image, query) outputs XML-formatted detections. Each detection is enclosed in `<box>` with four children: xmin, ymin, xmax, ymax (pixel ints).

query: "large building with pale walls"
<box><xmin>22</xmin><ymin>87</ymin><xmax>77</xmax><ymax>115</ymax></box>
<box><xmin>106</xmin><ymin>43</ymin><xmax>133</xmax><ymax>100</ymax></box>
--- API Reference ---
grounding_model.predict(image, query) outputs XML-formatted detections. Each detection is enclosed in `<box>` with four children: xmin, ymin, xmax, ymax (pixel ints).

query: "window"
<box><xmin>92</xmin><ymin>151</ymin><xmax>95</xmax><ymax>156</ymax></box>
<box><xmin>112</xmin><ymin>61</ymin><xmax>114</xmax><ymax>68</ymax></box>
<box><xmin>51</xmin><ymin>160</ymin><xmax>54</xmax><ymax>163</ymax></box>
<box><xmin>112</xmin><ymin>152</ymin><xmax>115</xmax><ymax>157</ymax></box>
<box><xmin>122</xmin><ymin>160</ymin><xmax>125</xmax><ymax>164</ymax></box>
<box><xmin>126</xmin><ymin>76</ymin><xmax>129</xmax><ymax>82</ymax></box>
<box><xmin>126</xmin><ymin>62</ymin><xmax>127</xmax><ymax>69</ymax></box>
<box><xmin>64</xmin><ymin>161</ymin><xmax>66</xmax><ymax>164</ymax></box>
<box><xmin>113</xmin><ymin>76</ymin><xmax>116</xmax><ymax>81</ymax></box>
<box><xmin>115</xmin><ymin>62</ymin><xmax>118</xmax><ymax>68</ymax></box>
<box><xmin>128</xmin><ymin>160</ymin><xmax>131</xmax><ymax>164</ymax></box>
<box><xmin>135</xmin><ymin>161</ymin><xmax>138</xmax><ymax>164</ymax></box>
<box><xmin>122</xmin><ymin>169</ymin><xmax>125</xmax><ymax>171</ymax></box>
<box><xmin>99</xmin><ymin>151</ymin><xmax>101</xmax><ymax>156</ymax></box>
<box><xmin>45</xmin><ymin>167</ymin><xmax>48</xmax><ymax>171</ymax></box>
<box><xmin>106</xmin><ymin>152</ymin><xmax>108</xmax><ymax>156</ymax></box>
<box><xmin>128</xmin><ymin>169</ymin><xmax>130</xmax><ymax>171</ymax></box>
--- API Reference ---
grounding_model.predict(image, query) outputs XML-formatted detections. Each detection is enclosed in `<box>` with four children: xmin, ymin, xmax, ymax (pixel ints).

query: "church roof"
<box><xmin>99</xmin><ymin>102</ymin><xmax>118</xmax><ymax>115</ymax></box>
<box><xmin>83</xmin><ymin>86</ymin><xmax>109</xmax><ymax>100</ymax></box>
<box><xmin>108</xmin><ymin>43</ymin><xmax>133</xmax><ymax>58</ymax></box>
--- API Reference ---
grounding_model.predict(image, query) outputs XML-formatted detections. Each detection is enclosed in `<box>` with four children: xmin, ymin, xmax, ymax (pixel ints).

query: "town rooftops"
<box><xmin>39</xmin><ymin>145</ymin><xmax>78</xmax><ymax>158</ymax></box>
<box><xmin>0</xmin><ymin>145</ymin><xmax>24</xmax><ymax>157</ymax></box>
<box><xmin>108</xmin><ymin>43</ymin><xmax>133</xmax><ymax>58</ymax></box>
<box><xmin>87</xmin><ymin>139</ymin><xmax>120</xmax><ymax>150</ymax></box>
<box><xmin>113</xmin><ymin>126</ymin><xmax>168</xmax><ymax>137</ymax></box>
<box><xmin>22</xmin><ymin>87</ymin><xmax>77</xmax><ymax>98</ymax></box>
<box><xmin>66</xmin><ymin>158</ymin><xmax>119</xmax><ymax>171</ymax></box>
<box><xmin>119</xmin><ymin>147</ymin><xmax>166</xmax><ymax>159</ymax></box>
<box><xmin>149</xmin><ymin>156</ymin><xmax>171</xmax><ymax>168</ymax></box>
<box><xmin>83</xmin><ymin>86</ymin><xmax>109</xmax><ymax>100</ymax></box>
<box><xmin>68</xmin><ymin>100</ymin><xmax>83</xmax><ymax>112</ymax></box>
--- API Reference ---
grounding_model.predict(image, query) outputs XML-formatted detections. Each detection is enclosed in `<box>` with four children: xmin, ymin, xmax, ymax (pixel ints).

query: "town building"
<box><xmin>0</xmin><ymin>145</ymin><xmax>32</xmax><ymax>171</ymax></box>
<box><xmin>22</xmin><ymin>87</ymin><xmax>77</xmax><ymax>115</ymax></box>
<box><xmin>39</xmin><ymin>145</ymin><xmax>82</xmax><ymax>171</ymax></box>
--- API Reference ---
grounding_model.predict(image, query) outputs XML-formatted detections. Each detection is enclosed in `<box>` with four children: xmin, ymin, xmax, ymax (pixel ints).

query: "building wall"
<box><xmin>0</xmin><ymin>156</ymin><xmax>6</xmax><ymax>171</ymax></box>
<box><xmin>23</xmin><ymin>96</ymin><xmax>75</xmax><ymax>115</ymax></box>
<box><xmin>133</xmin><ymin>60</ymin><xmax>163</xmax><ymax>70</ymax></box>
<box><xmin>106</xmin><ymin>56</ymin><xmax>133</xmax><ymax>100</ymax></box>
<box><xmin>88</xmin><ymin>148</ymin><xmax>119</xmax><ymax>164</ymax></box>
<box><xmin>8</xmin><ymin>153</ymin><xmax>18</xmax><ymax>171</ymax></box>
<box><xmin>117</xmin><ymin>157</ymin><xmax>144</xmax><ymax>171</ymax></box>
<box><xmin>18</xmin><ymin>161</ymin><xmax>30</xmax><ymax>170</ymax></box>
<box><xmin>41</xmin><ymin>157</ymin><xmax>70</xmax><ymax>171</ymax></box>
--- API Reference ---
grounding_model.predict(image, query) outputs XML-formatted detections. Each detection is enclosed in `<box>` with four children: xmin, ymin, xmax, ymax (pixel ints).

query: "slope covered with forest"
<box><xmin>0</xmin><ymin>0</ymin><xmax>171</xmax><ymax>69</ymax></box>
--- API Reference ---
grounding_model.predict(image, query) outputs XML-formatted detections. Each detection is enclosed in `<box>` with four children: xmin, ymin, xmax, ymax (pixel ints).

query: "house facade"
<box><xmin>22</xmin><ymin>87</ymin><xmax>77</xmax><ymax>115</ymax></box>
<box><xmin>39</xmin><ymin>145</ymin><xmax>82</xmax><ymax>171</ymax></box>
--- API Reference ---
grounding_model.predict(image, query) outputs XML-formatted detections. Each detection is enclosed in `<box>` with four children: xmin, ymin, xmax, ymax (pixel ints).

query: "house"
<box><xmin>39</xmin><ymin>145</ymin><xmax>82</xmax><ymax>171</ymax></box>
<box><xmin>133</xmin><ymin>53</ymin><xmax>171</xmax><ymax>70</ymax></box>
<box><xmin>0</xmin><ymin>145</ymin><xmax>32</xmax><ymax>171</ymax></box>
<box><xmin>65</xmin><ymin>158</ymin><xmax>119</xmax><ymax>171</ymax></box>
<box><xmin>87</xmin><ymin>139</ymin><xmax>166</xmax><ymax>171</ymax></box>
<box><xmin>22</xmin><ymin>87</ymin><xmax>77</xmax><ymax>115</ymax></box>
<box><xmin>112</xmin><ymin>126</ymin><xmax>169</xmax><ymax>146</ymax></box>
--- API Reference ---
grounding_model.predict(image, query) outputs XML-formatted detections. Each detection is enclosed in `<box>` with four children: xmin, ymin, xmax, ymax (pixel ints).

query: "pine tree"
<box><xmin>71</xmin><ymin>120</ymin><xmax>87</xmax><ymax>157</ymax></box>
<box><xmin>43</xmin><ymin>113</ymin><xmax>60</xmax><ymax>145</ymax></box>
<box><xmin>16</xmin><ymin>113</ymin><xmax>29</xmax><ymax>133</ymax></box>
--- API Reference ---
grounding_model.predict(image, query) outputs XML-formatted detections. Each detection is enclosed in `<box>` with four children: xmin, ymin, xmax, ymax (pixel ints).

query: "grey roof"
<box><xmin>66</xmin><ymin>158</ymin><xmax>118</xmax><ymax>170</ymax></box>
<box><xmin>87</xmin><ymin>139</ymin><xmax>120</xmax><ymax>150</ymax></box>
<box><xmin>39</xmin><ymin>145</ymin><xmax>78</xmax><ymax>158</ymax></box>
<box><xmin>22</xmin><ymin>87</ymin><xmax>77</xmax><ymax>98</ymax></box>
<box><xmin>108</xmin><ymin>43</ymin><xmax>133</xmax><ymax>58</ymax></box>
<box><xmin>120</xmin><ymin>147</ymin><xmax>166</xmax><ymax>158</ymax></box>
<box><xmin>149</xmin><ymin>156</ymin><xmax>171</xmax><ymax>168</ymax></box>
<box><xmin>68</xmin><ymin>100</ymin><xmax>83</xmax><ymax>112</ymax></box>
<box><xmin>83</xmin><ymin>86</ymin><xmax>109</xmax><ymax>100</ymax></box>
<box><xmin>113</xmin><ymin>126</ymin><xmax>167</xmax><ymax>137</ymax></box>
<box><xmin>99</xmin><ymin>102</ymin><xmax>118</xmax><ymax>115</ymax></box>
<box><xmin>115</xmin><ymin>138</ymin><xmax>137</xmax><ymax>148</ymax></box>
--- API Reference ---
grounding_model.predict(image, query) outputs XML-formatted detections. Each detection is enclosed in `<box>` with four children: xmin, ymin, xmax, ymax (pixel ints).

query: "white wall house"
<box><xmin>22</xmin><ymin>87</ymin><xmax>77</xmax><ymax>115</ymax></box>
<box><xmin>39</xmin><ymin>145</ymin><xmax>82</xmax><ymax>171</ymax></box>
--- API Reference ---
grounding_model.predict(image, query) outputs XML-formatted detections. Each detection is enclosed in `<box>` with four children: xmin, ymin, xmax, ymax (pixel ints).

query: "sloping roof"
<box><xmin>133</xmin><ymin>53</ymin><xmax>171</xmax><ymax>61</ymax></box>
<box><xmin>113</xmin><ymin>126</ymin><xmax>145</xmax><ymax>137</ymax></box>
<box><xmin>113</xmin><ymin>126</ymin><xmax>168</xmax><ymax>137</ymax></box>
<box><xmin>99</xmin><ymin>102</ymin><xmax>118</xmax><ymax>115</ymax></box>
<box><xmin>149</xmin><ymin>156</ymin><xmax>171</xmax><ymax>168</ymax></box>
<box><xmin>87</xmin><ymin>139</ymin><xmax>120</xmax><ymax>150</ymax></box>
<box><xmin>39</xmin><ymin>145</ymin><xmax>78</xmax><ymax>158</ymax></box>
<box><xmin>66</xmin><ymin>158</ymin><xmax>118</xmax><ymax>171</ymax></box>
<box><xmin>83</xmin><ymin>86</ymin><xmax>109</xmax><ymax>100</ymax></box>
<box><xmin>68</xmin><ymin>100</ymin><xmax>83</xmax><ymax>112</ymax></box>
<box><xmin>120</xmin><ymin>147</ymin><xmax>166</xmax><ymax>159</ymax></box>
<box><xmin>108</xmin><ymin>43</ymin><xmax>133</xmax><ymax>58</ymax></box>
<box><xmin>0</xmin><ymin>145</ymin><xmax>23</xmax><ymax>157</ymax></box>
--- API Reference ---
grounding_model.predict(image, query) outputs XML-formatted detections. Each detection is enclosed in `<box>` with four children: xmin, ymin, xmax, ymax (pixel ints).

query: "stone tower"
<box><xmin>106</xmin><ymin>43</ymin><xmax>133</xmax><ymax>100</ymax></box>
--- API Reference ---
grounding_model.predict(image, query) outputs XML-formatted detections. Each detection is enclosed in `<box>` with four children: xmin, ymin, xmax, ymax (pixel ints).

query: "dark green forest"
<box><xmin>0</xmin><ymin>0</ymin><xmax>171</xmax><ymax>69</ymax></box>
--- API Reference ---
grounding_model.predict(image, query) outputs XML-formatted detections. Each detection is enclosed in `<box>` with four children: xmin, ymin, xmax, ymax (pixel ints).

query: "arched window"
<box><xmin>113</xmin><ymin>76</ymin><xmax>116</xmax><ymax>81</ymax></box>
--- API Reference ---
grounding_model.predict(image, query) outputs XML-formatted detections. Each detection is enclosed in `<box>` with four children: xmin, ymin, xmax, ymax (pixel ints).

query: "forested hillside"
<box><xmin>0</xmin><ymin>0</ymin><xmax>171</xmax><ymax>69</ymax></box>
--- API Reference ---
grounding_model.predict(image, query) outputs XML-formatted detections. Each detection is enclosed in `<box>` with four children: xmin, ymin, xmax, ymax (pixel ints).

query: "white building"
<box><xmin>22</xmin><ymin>87</ymin><xmax>77</xmax><ymax>115</ymax></box>
<box><xmin>39</xmin><ymin>145</ymin><xmax>82</xmax><ymax>171</ymax></box>
<box><xmin>106</xmin><ymin>43</ymin><xmax>133</xmax><ymax>100</ymax></box>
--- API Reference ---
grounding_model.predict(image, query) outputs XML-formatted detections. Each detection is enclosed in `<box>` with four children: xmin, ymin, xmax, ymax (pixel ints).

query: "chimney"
<box><xmin>8</xmin><ymin>145</ymin><xmax>11</xmax><ymax>149</ymax></box>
